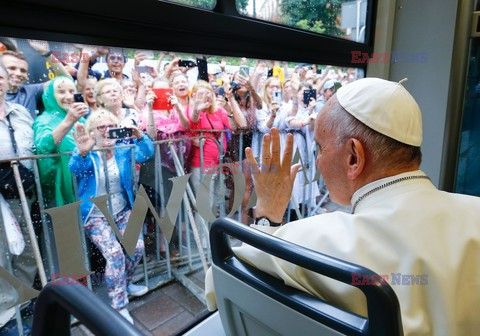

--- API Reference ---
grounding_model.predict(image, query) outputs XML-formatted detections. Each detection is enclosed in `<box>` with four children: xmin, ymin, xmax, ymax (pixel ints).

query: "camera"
<box><xmin>178</xmin><ymin>59</ymin><xmax>197</xmax><ymax>68</ymax></box>
<box><xmin>230</xmin><ymin>81</ymin><xmax>240</xmax><ymax>92</ymax></box>
<box><xmin>108</xmin><ymin>127</ymin><xmax>133</xmax><ymax>139</ymax></box>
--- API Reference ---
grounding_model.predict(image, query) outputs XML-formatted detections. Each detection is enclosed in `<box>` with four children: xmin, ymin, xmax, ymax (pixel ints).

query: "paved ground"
<box><xmin>71</xmin><ymin>269</ymin><xmax>208</xmax><ymax>336</ymax></box>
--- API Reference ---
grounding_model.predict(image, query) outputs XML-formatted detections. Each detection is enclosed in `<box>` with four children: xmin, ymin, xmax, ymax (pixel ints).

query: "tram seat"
<box><xmin>32</xmin><ymin>281</ymin><xmax>143</xmax><ymax>335</ymax></box>
<box><xmin>210</xmin><ymin>218</ymin><xmax>403</xmax><ymax>336</ymax></box>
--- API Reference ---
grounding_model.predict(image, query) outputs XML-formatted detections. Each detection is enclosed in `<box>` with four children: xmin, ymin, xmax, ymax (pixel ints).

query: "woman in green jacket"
<box><xmin>33</xmin><ymin>76</ymin><xmax>89</xmax><ymax>206</ymax></box>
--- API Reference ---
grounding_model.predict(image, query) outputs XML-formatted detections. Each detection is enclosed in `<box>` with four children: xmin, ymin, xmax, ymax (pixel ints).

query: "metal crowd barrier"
<box><xmin>0</xmin><ymin>128</ymin><xmax>326</xmax><ymax>332</ymax></box>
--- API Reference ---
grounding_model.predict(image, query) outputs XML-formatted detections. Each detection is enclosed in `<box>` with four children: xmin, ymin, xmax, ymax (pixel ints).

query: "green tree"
<box><xmin>171</xmin><ymin>0</ymin><xmax>215</xmax><ymax>10</ymax></box>
<box><xmin>169</xmin><ymin>0</ymin><xmax>248</xmax><ymax>11</ymax></box>
<box><xmin>280</xmin><ymin>0</ymin><xmax>344</xmax><ymax>37</ymax></box>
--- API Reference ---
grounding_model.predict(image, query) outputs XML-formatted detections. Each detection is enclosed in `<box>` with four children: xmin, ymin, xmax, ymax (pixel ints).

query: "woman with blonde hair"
<box><xmin>95</xmin><ymin>78</ymin><xmax>138</xmax><ymax>128</ymax></box>
<box><xmin>187</xmin><ymin>80</ymin><xmax>246</xmax><ymax>216</ymax></box>
<box><xmin>252</xmin><ymin>76</ymin><xmax>284</xmax><ymax>158</ymax></box>
<box><xmin>69</xmin><ymin>109</ymin><xmax>154</xmax><ymax>323</ymax></box>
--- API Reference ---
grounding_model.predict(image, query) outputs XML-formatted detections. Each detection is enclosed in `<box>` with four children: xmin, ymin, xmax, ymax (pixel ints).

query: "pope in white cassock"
<box><xmin>205</xmin><ymin>77</ymin><xmax>480</xmax><ymax>336</ymax></box>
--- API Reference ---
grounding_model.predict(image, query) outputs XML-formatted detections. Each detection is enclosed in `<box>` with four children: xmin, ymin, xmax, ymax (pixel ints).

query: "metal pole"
<box><xmin>356</xmin><ymin>0</ymin><xmax>361</xmax><ymax>42</ymax></box>
<box><xmin>0</xmin><ymin>193</ymin><xmax>25</xmax><ymax>336</ymax></box>
<box><xmin>12</xmin><ymin>161</ymin><xmax>47</xmax><ymax>286</ymax></box>
<box><xmin>154</xmin><ymin>143</ymin><xmax>163</xmax><ymax>262</ymax></box>
<box><xmin>32</xmin><ymin>160</ymin><xmax>55</xmax><ymax>276</ymax></box>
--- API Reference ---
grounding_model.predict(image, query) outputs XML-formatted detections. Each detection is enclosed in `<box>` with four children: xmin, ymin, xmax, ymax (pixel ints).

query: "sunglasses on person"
<box><xmin>107</xmin><ymin>55</ymin><xmax>124</xmax><ymax>62</ymax></box>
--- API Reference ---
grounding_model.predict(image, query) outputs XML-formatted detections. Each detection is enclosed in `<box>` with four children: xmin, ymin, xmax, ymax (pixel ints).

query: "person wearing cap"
<box><xmin>205</xmin><ymin>77</ymin><xmax>480</xmax><ymax>335</ymax></box>
<box><xmin>315</xmin><ymin>79</ymin><xmax>336</xmax><ymax>113</ymax></box>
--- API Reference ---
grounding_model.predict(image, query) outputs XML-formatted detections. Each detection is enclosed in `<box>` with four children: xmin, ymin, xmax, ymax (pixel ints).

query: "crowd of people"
<box><xmin>0</xmin><ymin>37</ymin><xmax>359</xmax><ymax>329</ymax></box>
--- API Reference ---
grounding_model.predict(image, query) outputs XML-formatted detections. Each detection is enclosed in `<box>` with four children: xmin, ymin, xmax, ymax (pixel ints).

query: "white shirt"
<box><xmin>205</xmin><ymin>170</ymin><xmax>480</xmax><ymax>335</ymax></box>
<box><xmin>90</xmin><ymin>154</ymin><xmax>127</xmax><ymax>217</ymax></box>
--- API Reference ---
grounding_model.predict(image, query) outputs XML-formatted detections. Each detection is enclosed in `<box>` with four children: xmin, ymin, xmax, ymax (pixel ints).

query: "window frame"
<box><xmin>0</xmin><ymin>0</ymin><xmax>377</xmax><ymax>69</ymax></box>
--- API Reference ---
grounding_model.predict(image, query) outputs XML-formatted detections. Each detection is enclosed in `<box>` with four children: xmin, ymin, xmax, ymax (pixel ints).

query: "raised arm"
<box><xmin>245</xmin><ymin>128</ymin><xmax>301</xmax><ymax>223</ymax></box>
<box><xmin>238</xmin><ymin>74</ymin><xmax>263</xmax><ymax>110</ymax></box>
<box><xmin>28</xmin><ymin>40</ymin><xmax>73</xmax><ymax>86</ymax></box>
<box><xmin>51</xmin><ymin>103</ymin><xmax>89</xmax><ymax>146</ymax></box>
<box><xmin>170</xmin><ymin>95</ymin><xmax>190</xmax><ymax>129</ymax></box>
<box><xmin>144</xmin><ymin>89</ymin><xmax>157</xmax><ymax>139</ymax></box>
<box><xmin>225</xmin><ymin>88</ymin><xmax>247</xmax><ymax>129</ymax></box>
<box><xmin>76</xmin><ymin>47</ymin><xmax>97</xmax><ymax>92</ymax></box>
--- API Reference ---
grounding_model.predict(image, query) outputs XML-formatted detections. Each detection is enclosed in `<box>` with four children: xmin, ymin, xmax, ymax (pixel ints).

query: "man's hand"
<box><xmin>245</xmin><ymin>128</ymin><xmax>301</xmax><ymax>223</ymax></box>
<box><xmin>28</xmin><ymin>39</ymin><xmax>50</xmax><ymax>55</ymax></box>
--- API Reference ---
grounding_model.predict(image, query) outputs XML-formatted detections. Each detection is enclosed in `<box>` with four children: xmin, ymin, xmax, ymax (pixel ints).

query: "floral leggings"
<box><xmin>84</xmin><ymin>208</ymin><xmax>144</xmax><ymax>310</ymax></box>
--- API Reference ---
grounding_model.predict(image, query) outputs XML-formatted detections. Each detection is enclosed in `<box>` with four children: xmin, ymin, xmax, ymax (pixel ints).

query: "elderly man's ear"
<box><xmin>346</xmin><ymin>138</ymin><xmax>365</xmax><ymax>180</ymax></box>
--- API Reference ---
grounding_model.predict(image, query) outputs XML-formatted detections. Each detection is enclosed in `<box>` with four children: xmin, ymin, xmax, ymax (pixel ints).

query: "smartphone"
<box><xmin>136</xmin><ymin>66</ymin><xmax>153</xmax><ymax>74</ymax></box>
<box><xmin>196</xmin><ymin>57</ymin><xmax>209</xmax><ymax>82</ymax></box>
<box><xmin>178</xmin><ymin>59</ymin><xmax>197</xmax><ymax>68</ymax></box>
<box><xmin>153</xmin><ymin>88</ymin><xmax>174</xmax><ymax>110</ymax></box>
<box><xmin>142</xmin><ymin>50</ymin><xmax>154</xmax><ymax>60</ymax></box>
<box><xmin>272</xmin><ymin>90</ymin><xmax>282</xmax><ymax>104</ymax></box>
<box><xmin>73</xmin><ymin>93</ymin><xmax>84</xmax><ymax>103</ymax></box>
<box><xmin>230</xmin><ymin>81</ymin><xmax>240</xmax><ymax>91</ymax></box>
<box><xmin>108</xmin><ymin>127</ymin><xmax>133</xmax><ymax>139</ymax></box>
<box><xmin>303</xmin><ymin>89</ymin><xmax>317</xmax><ymax>106</ymax></box>
<box><xmin>239</xmin><ymin>66</ymin><xmax>249</xmax><ymax>76</ymax></box>
<box><xmin>217</xmin><ymin>87</ymin><xmax>226</xmax><ymax>97</ymax></box>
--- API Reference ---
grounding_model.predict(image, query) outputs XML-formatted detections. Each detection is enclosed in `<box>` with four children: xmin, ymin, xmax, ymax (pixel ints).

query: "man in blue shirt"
<box><xmin>1</xmin><ymin>40</ymin><xmax>72</xmax><ymax>119</ymax></box>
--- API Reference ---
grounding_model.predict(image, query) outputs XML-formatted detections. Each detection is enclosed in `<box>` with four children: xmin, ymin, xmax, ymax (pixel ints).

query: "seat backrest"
<box><xmin>210</xmin><ymin>218</ymin><xmax>404</xmax><ymax>336</ymax></box>
<box><xmin>32</xmin><ymin>282</ymin><xmax>143</xmax><ymax>336</ymax></box>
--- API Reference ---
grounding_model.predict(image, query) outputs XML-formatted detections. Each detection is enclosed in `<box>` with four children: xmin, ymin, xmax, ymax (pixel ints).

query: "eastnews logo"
<box><xmin>351</xmin><ymin>51</ymin><xmax>428</xmax><ymax>64</ymax></box>
<box><xmin>351</xmin><ymin>273</ymin><xmax>428</xmax><ymax>286</ymax></box>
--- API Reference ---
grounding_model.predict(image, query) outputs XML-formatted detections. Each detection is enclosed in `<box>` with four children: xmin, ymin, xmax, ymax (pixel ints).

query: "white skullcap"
<box><xmin>336</xmin><ymin>77</ymin><xmax>422</xmax><ymax>146</ymax></box>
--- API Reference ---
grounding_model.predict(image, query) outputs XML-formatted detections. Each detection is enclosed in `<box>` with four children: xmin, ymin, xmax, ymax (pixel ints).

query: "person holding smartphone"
<box><xmin>138</xmin><ymin>77</ymin><xmax>192</xmax><ymax>256</ymax></box>
<box><xmin>252</xmin><ymin>77</ymin><xmax>285</xmax><ymax>159</ymax></box>
<box><xmin>33</xmin><ymin>76</ymin><xmax>88</xmax><ymax>206</ymax></box>
<box><xmin>285</xmin><ymin>82</ymin><xmax>320</xmax><ymax>219</ymax></box>
<box><xmin>224</xmin><ymin>71</ymin><xmax>262</xmax><ymax>224</ymax></box>
<box><xmin>95</xmin><ymin>79</ymin><xmax>138</xmax><ymax>130</ymax></box>
<box><xmin>188</xmin><ymin>80</ymin><xmax>246</xmax><ymax>219</ymax></box>
<box><xmin>69</xmin><ymin>109</ymin><xmax>153</xmax><ymax>324</ymax></box>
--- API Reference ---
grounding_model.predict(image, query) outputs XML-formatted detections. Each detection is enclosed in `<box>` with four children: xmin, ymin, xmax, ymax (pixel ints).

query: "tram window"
<box><xmin>238</xmin><ymin>0</ymin><xmax>369</xmax><ymax>43</ymax></box>
<box><xmin>162</xmin><ymin>0</ymin><xmax>217</xmax><ymax>10</ymax></box>
<box><xmin>0</xmin><ymin>35</ymin><xmax>363</xmax><ymax>334</ymax></box>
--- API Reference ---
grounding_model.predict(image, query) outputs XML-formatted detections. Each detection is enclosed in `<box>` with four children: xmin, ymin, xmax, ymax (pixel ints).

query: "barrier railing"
<box><xmin>0</xmin><ymin>129</ymin><xmax>327</xmax><ymax>331</ymax></box>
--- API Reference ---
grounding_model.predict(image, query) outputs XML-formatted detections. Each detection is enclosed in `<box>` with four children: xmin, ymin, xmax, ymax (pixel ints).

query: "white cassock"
<box><xmin>205</xmin><ymin>170</ymin><xmax>480</xmax><ymax>336</ymax></box>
